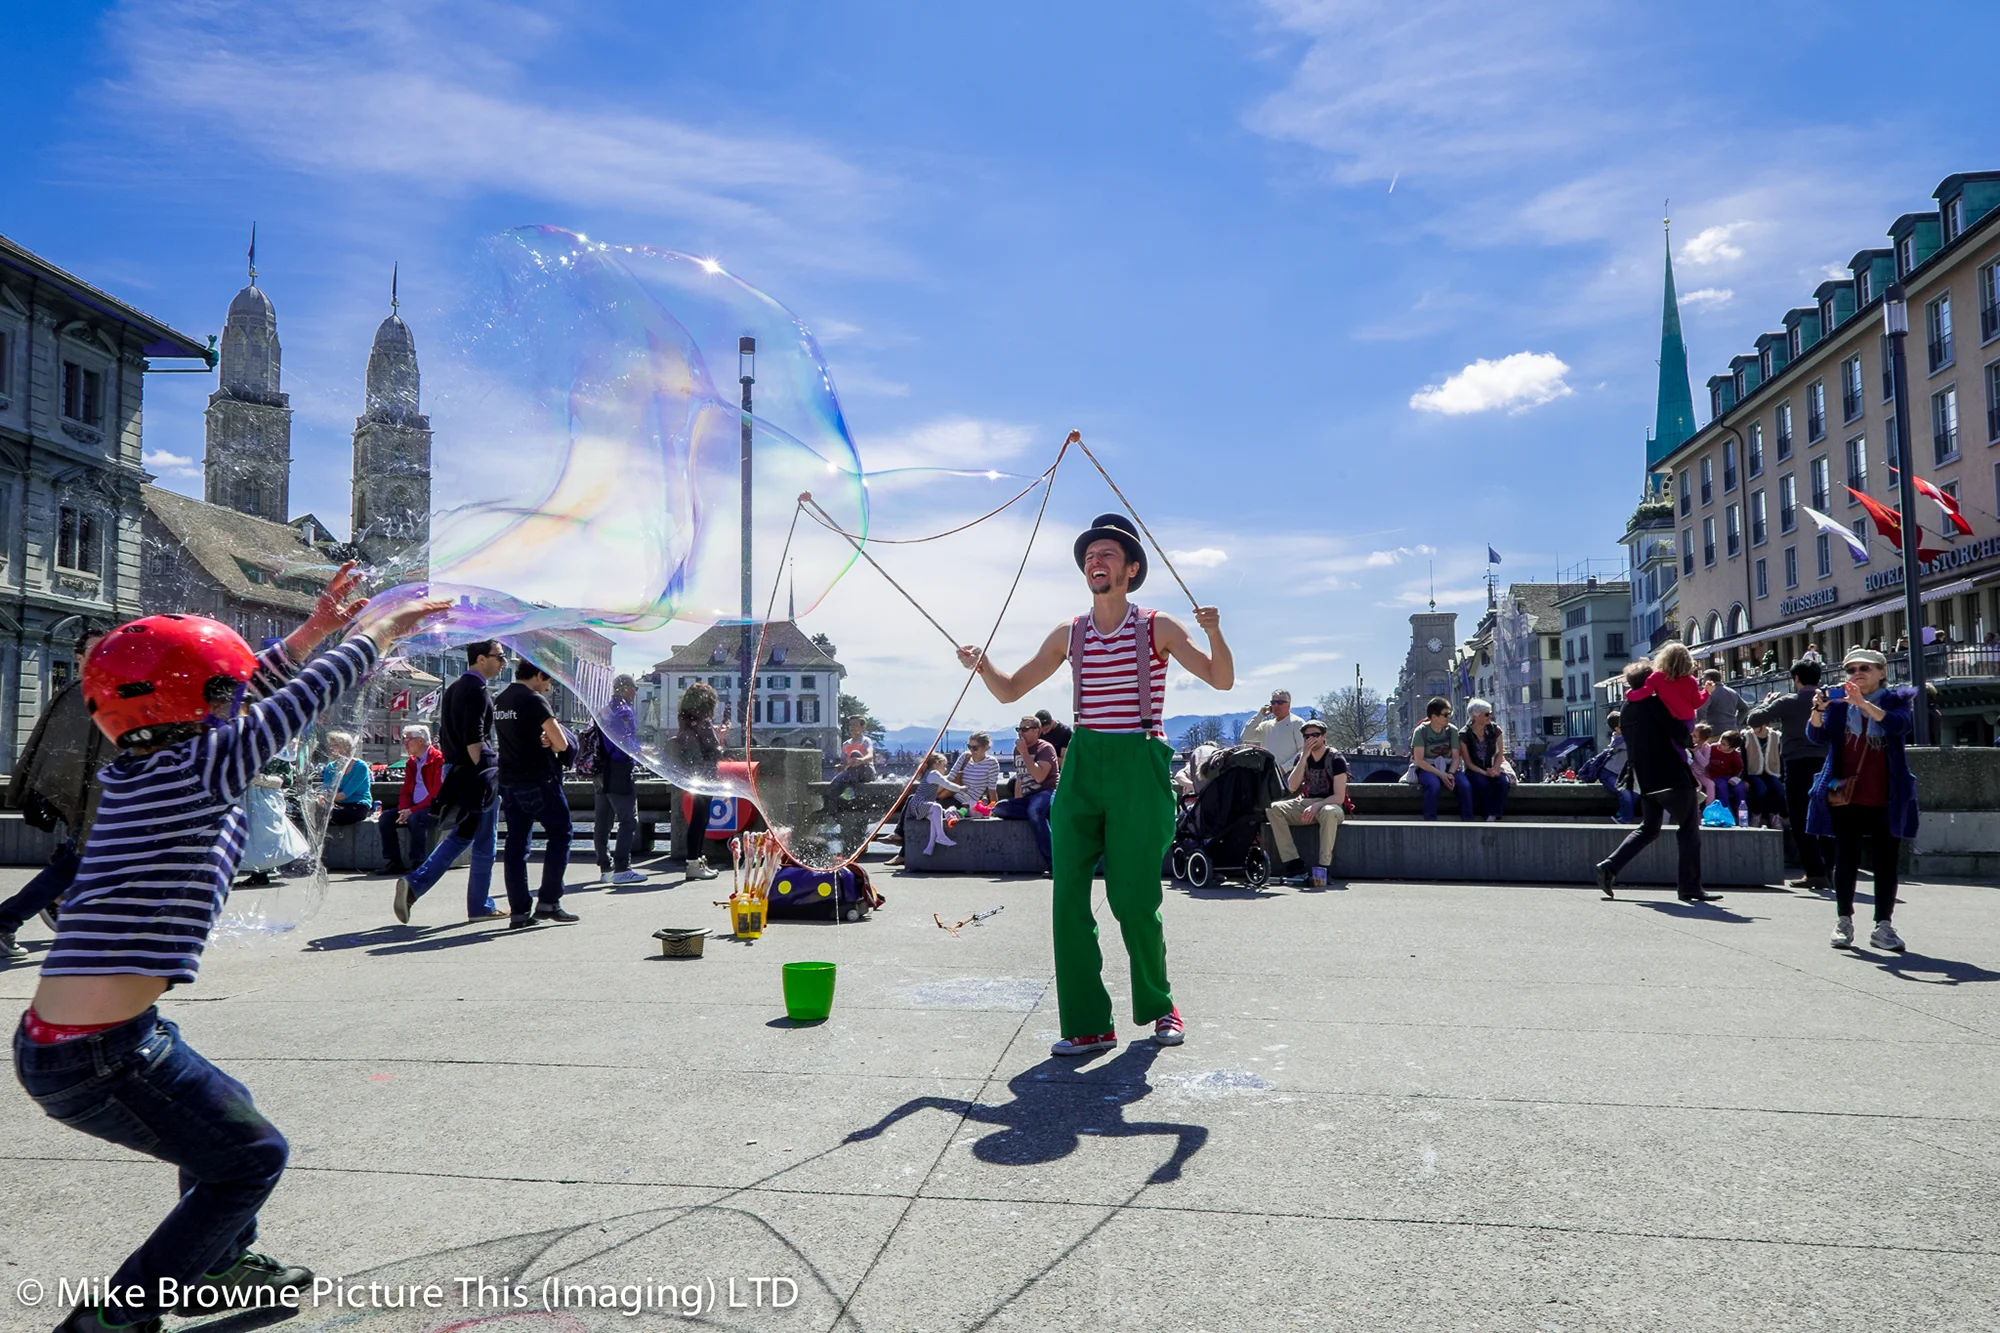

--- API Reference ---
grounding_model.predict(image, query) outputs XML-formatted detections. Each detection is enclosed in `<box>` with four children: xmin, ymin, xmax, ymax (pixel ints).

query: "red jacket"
<box><xmin>399</xmin><ymin>745</ymin><xmax>445</xmax><ymax>813</ymax></box>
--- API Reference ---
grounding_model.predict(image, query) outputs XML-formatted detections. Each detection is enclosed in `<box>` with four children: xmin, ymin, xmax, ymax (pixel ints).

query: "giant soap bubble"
<box><xmin>374</xmin><ymin>226</ymin><xmax>1043</xmax><ymax>873</ymax></box>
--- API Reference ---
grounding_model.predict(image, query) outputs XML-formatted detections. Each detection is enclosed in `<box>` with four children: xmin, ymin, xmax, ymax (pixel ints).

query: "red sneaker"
<box><xmin>1153</xmin><ymin>1007</ymin><xmax>1185</xmax><ymax>1046</ymax></box>
<box><xmin>1050</xmin><ymin>1031</ymin><xmax>1117</xmax><ymax>1057</ymax></box>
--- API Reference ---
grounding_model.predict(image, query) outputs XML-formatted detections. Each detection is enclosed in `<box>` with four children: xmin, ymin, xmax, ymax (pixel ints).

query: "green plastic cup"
<box><xmin>782</xmin><ymin>961</ymin><xmax>837</xmax><ymax>1022</ymax></box>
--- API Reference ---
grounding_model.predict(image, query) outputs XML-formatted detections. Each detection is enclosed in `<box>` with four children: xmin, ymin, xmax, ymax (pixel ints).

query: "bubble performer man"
<box><xmin>958</xmin><ymin>513</ymin><xmax>1233</xmax><ymax>1056</ymax></box>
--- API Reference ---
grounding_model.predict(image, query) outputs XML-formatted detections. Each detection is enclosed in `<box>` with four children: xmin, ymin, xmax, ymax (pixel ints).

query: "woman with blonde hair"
<box><xmin>1623</xmin><ymin>641</ymin><xmax>1708</xmax><ymax>723</ymax></box>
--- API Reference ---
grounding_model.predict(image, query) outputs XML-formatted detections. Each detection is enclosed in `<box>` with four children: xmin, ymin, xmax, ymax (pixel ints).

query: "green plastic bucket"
<box><xmin>782</xmin><ymin>961</ymin><xmax>837</xmax><ymax>1022</ymax></box>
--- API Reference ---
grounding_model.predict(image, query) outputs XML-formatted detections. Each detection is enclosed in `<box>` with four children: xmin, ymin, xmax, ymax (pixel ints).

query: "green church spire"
<box><xmin>1648</xmin><ymin>212</ymin><xmax>1697</xmax><ymax>475</ymax></box>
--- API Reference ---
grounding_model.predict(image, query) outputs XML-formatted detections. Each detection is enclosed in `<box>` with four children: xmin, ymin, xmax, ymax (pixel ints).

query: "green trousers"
<box><xmin>1049</xmin><ymin>726</ymin><xmax>1178</xmax><ymax>1037</ymax></box>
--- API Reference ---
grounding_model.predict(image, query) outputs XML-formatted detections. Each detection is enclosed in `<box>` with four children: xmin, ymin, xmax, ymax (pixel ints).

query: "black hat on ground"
<box><xmin>1074</xmin><ymin>512</ymin><xmax>1147</xmax><ymax>591</ymax></box>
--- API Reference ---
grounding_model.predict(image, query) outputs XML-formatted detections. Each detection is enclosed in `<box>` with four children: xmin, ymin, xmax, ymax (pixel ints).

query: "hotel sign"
<box><xmin>1862</xmin><ymin>535</ymin><xmax>2000</xmax><ymax>593</ymax></box>
<box><xmin>1779</xmin><ymin>587</ymin><xmax>1839</xmax><ymax>617</ymax></box>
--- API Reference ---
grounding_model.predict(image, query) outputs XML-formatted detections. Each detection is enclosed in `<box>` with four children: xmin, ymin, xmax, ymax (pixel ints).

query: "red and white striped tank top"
<box><xmin>1072</xmin><ymin>607</ymin><xmax>1168</xmax><ymax>738</ymax></box>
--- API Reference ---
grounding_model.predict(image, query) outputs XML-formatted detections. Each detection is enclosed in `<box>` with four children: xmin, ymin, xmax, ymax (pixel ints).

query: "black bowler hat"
<box><xmin>1074</xmin><ymin>512</ymin><xmax>1147</xmax><ymax>591</ymax></box>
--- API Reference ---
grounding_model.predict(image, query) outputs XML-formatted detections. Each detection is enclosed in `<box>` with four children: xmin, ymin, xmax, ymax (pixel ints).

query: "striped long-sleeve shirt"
<box><xmin>40</xmin><ymin>635</ymin><xmax>379</xmax><ymax>986</ymax></box>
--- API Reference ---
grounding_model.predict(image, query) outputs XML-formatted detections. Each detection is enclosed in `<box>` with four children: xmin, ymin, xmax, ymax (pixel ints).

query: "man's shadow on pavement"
<box><xmin>844</xmin><ymin>1042</ymin><xmax>1207</xmax><ymax>1184</ymax></box>
<box><xmin>1844</xmin><ymin>948</ymin><xmax>2000</xmax><ymax>985</ymax></box>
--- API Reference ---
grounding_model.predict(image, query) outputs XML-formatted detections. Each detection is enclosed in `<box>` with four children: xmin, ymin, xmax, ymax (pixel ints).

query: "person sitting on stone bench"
<box><xmin>944</xmin><ymin>731</ymin><xmax>1002</xmax><ymax>809</ymax></box>
<box><xmin>826</xmin><ymin>715</ymin><xmax>876</xmax><ymax>804</ymax></box>
<box><xmin>1267</xmin><ymin>717</ymin><xmax>1346</xmax><ymax>887</ymax></box>
<box><xmin>992</xmin><ymin>714</ymin><xmax>1059</xmax><ymax>870</ymax></box>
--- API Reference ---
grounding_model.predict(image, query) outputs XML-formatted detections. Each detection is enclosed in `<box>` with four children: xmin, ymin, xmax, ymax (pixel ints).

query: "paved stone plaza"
<box><xmin>1</xmin><ymin>859</ymin><xmax>1996</xmax><ymax>1332</ymax></box>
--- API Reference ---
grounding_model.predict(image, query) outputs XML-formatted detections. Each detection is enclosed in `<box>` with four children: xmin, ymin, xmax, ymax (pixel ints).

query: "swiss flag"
<box><xmin>389</xmin><ymin>690</ymin><xmax>410</xmax><ymax>710</ymax></box>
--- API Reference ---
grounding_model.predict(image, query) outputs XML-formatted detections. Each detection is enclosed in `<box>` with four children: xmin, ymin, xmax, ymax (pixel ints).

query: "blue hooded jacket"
<box><xmin>1803</xmin><ymin>686</ymin><xmax>1920</xmax><ymax>840</ymax></box>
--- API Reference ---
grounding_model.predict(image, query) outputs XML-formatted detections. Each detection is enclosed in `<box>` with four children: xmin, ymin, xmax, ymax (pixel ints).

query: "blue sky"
<box><xmin>8</xmin><ymin>1</ymin><xmax>1999</xmax><ymax>729</ymax></box>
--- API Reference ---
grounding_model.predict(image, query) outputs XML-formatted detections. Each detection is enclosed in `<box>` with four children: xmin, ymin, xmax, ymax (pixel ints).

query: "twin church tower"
<box><xmin>202</xmin><ymin>246</ymin><xmax>432</xmax><ymax>571</ymax></box>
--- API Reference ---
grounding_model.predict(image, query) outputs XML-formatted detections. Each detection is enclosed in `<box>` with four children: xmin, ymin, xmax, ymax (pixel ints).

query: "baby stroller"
<box><xmin>1168</xmin><ymin>744</ymin><xmax>1286</xmax><ymax>889</ymax></box>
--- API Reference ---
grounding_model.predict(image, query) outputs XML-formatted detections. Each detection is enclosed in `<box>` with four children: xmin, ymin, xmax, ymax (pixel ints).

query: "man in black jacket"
<box><xmin>394</xmin><ymin>639</ymin><xmax>509</xmax><ymax>924</ymax></box>
<box><xmin>1595</xmin><ymin>658</ymin><xmax>1722</xmax><ymax>903</ymax></box>
<box><xmin>1746</xmin><ymin>659</ymin><xmax>1832</xmax><ymax>888</ymax></box>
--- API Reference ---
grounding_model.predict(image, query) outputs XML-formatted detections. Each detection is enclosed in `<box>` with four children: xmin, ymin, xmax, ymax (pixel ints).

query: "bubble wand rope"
<box><xmin>799</xmin><ymin>496</ymin><xmax>963</xmax><ymax>650</ymax></box>
<box><xmin>751</xmin><ymin>434</ymin><xmax>1074</xmax><ymax>872</ymax></box>
<box><xmin>1068</xmin><ymin>433</ymin><xmax>1203</xmax><ymax>615</ymax></box>
<box><xmin>803</xmin><ymin>459</ymin><xmax>1064</xmax><ymax>546</ymax></box>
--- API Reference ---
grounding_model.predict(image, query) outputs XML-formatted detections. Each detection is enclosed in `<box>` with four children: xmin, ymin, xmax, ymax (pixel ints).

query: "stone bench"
<box><xmin>897</xmin><ymin>809</ymin><xmax>1047</xmax><ymax>875</ymax></box>
<box><xmin>324</xmin><ymin>782</ymin><xmax>677</xmax><ymax>872</ymax></box>
<box><xmin>1348</xmin><ymin>782</ymin><xmax>1617</xmax><ymax>820</ymax></box>
<box><xmin>1300</xmin><ymin>819</ymin><xmax>1782</xmax><ymax>887</ymax></box>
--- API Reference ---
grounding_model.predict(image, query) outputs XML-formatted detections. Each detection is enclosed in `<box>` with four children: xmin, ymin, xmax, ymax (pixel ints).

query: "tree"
<box><xmin>838</xmin><ymin>692</ymin><xmax>884</xmax><ymax>737</ymax></box>
<box><xmin>1314</xmin><ymin>686</ymin><xmax>1387</xmax><ymax>751</ymax></box>
<box><xmin>811</xmin><ymin>632</ymin><xmax>837</xmax><ymax>657</ymax></box>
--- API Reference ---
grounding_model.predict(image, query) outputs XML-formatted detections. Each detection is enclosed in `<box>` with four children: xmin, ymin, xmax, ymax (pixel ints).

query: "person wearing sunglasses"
<box><xmin>945</xmin><ymin>731</ymin><xmax>1002</xmax><ymax>809</ymax></box>
<box><xmin>1805</xmin><ymin>647</ymin><xmax>1919</xmax><ymax>952</ymax></box>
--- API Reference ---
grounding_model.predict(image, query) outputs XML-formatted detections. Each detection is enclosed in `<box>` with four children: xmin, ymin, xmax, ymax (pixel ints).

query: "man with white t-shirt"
<box><xmin>958</xmin><ymin>512</ymin><xmax>1234</xmax><ymax>1057</ymax></box>
<box><xmin>1241</xmin><ymin>689</ymin><xmax>1305</xmax><ymax>773</ymax></box>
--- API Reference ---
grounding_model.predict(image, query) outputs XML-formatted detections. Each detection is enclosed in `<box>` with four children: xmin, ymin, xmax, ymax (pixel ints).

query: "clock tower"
<box><xmin>1389</xmin><ymin>609</ymin><xmax>1462</xmax><ymax>749</ymax></box>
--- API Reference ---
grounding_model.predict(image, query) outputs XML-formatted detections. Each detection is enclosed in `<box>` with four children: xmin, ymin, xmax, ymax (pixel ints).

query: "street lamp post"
<box><xmin>1882</xmin><ymin>284</ymin><xmax>1930</xmax><ymax>744</ymax></box>
<box><xmin>739</xmin><ymin>336</ymin><xmax>756</xmax><ymax>741</ymax></box>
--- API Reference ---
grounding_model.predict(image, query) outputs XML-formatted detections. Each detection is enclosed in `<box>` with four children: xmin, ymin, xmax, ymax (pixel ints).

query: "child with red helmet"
<box><xmin>14</xmin><ymin>566</ymin><xmax>446</xmax><ymax>1333</ymax></box>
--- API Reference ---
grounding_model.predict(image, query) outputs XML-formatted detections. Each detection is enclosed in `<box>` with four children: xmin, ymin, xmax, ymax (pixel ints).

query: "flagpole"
<box><xmin>1884</xmin><ymin>284</ymin><xmax>1930</xmax><ymax>743</ymax></box>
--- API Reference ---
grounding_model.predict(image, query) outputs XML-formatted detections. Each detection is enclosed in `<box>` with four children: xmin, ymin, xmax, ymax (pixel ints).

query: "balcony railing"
<box><xmin>1928</xmin><ymin>336</ymin><xmax>1953</xmax><ymax>371</ymax></box>
<box><xmin>1843</xmin><ymin>388</ymin><xmax>1862</xmax><ymax>420</ymax></box>
<box><xmin>1715</xmin><ymin>646</ymin><xmax>2000</xmax><ymax>712</ymax></box>
<box><xmin>1935</xmin><ymin>429</ymin><xmax>1958</xmax><ymax>463</ymax></box>
<box><xmin>1983</xmin><ymin>301</ymin><xmax>1999</xmax><ymax>341</ymax></box>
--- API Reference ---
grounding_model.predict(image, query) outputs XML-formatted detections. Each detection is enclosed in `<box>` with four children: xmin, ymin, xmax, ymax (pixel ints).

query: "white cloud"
<box><xmin>1823</xmin><ymin>262</ymin><xmax>1852</xmax><ymax>279</ymax></box>
<box><xmin>105</xmin><ymin>3</ymin><xmax>883</xmax><ymax>257</ymax></box>
<box><xmin>1362</xmin><ymin>545</ymin><xmax>1434</xmax><ymax>568</ymax></box>
<box><xmin>1679</xmin><ymin>222</ymin><xmax>1750</xmax><ymax>265</ymax></box>
<box><xmin>1167</xmin><ymin>547</ymin><xmax>1229</xmax><ymax>569</ymax></box>
<box><xmin>852</xmin><ymin>417</ymin><xmax>1041</xmax><ymax>472</ymax></box>
<box><xmin>143</xmin><ymin>448</ymin><xmax>199</xmax><ymax>475</ymax></box>
<box><xmin>1390</xmin><ymin>586</ymin><xmax>1488</xmax><ymax>608</ymax></box>
<box><xmin>1680</xmin><ymin>287</ymin><xmax>1735</xmax><ymax>309</ymax></box>
<box><xmin>1409</xmin><ymin>352</ymin><xmax>1572</xmax><ymax>416</ymax></box>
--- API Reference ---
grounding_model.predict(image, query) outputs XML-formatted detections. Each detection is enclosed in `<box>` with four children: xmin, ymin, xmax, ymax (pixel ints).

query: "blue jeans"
<box><xmin>1415</xmin><ymin>769</ymin><xmax>1449</xmax><ymax>820</ymax></box>
<box><xmin>993</xmin><ymin>788</ymin><xmax>1055</xmax><ymax>866</ymax></box>
<box><xmin>14</xmin><ymin>1010</ymin><xmax>287</xmax><ymax>1320</ymax></box>
<box><xmin>0</xmin><ymin>839</ymin><xmax>79</xmax><ymax>933</ymax></box>
<box><xmin>405</xmin><ymin>799</ymin><xmax>499</xmax><ymax>916</ymax></box>
<box><xmin>1457</xmin><ymin>770</ymin><xmax>1510</xmax><ymax>820</ymax></box>
<box><xmin>501</xmin><ymin>776</ymin><xmax>573</xmax><ymax>916</ymax></box>
<box><xmin>1599</xmin><ymin>775</ymin><xmax>1639</xmax><ymax>823</ymax></box>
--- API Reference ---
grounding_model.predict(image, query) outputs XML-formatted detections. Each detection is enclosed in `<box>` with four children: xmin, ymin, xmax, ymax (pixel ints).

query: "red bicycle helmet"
<box><xmin>85</xmin><ymin>614</ymin><xmax>258</xmax><ymax>746</ymax></box>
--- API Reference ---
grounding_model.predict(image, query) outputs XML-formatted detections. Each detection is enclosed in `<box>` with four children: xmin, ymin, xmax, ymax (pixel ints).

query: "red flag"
<box><xmin>1912</xmin><ymin>476</ymin><xmax>1975</xmax><ymax>537</ymax></box>
<box><xmin>1847</xmin><ymin>488</ymin><xmax>1904</xmax><ymax>549</ymax></box>
<box><xmin>389</xmin><ymin>690</ymin><xmax>410</xmax><ymax>710</ymax></box>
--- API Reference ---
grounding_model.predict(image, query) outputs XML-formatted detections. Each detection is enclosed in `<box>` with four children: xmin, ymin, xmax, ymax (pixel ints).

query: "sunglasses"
<box><xmin>1844</xmin><ymin>664</ymin><xmax>1878</xmax><ymax>675</ymax></box>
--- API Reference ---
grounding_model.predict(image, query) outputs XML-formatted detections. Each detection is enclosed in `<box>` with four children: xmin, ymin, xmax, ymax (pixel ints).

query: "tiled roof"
<box><xmin>144</xmin><ymin>485</ymin><xmax>331</xmax><ymax>614</ymax></box>
<box><xmin>653</xmin><ymin>619</ymin><xmax>842</xmax><ymax>672</ymax></box>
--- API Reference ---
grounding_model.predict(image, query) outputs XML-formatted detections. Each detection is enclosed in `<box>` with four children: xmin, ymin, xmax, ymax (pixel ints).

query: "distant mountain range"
<box><xmin>876</xmin><ymin>712</ymin><xmax>1261</xmax><ymax>752</ymax></box>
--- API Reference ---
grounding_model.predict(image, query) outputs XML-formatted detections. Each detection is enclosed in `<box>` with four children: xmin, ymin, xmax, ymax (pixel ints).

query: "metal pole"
<box><xmin>739</xmin><ymin>337</ymin><xmax>756</xmax><ymax>742</ymax></box>
<box><xmin>1883</xmin><ymin>285</ymin><xmax>1930</xmax><ymax>744</ymax></box>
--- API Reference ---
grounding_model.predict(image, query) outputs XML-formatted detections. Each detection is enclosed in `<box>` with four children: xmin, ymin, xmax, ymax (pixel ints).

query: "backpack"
<box><xmin>572</xmin><ymin>723</ymin><xmax>602</xmax><ymax>778</ymax></box>
<box><xmin>1575</xmin><ymin>747</ymin><xmax>1612</xmax><ymax>785</ymax></box>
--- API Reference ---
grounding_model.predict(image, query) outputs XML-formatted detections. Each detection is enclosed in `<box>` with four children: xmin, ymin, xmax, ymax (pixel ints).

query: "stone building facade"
<box><xmin>0</xmin><ymin>234</ymin><xmax>211</xmax><ymax>771</ymax></box>
<box><xmin>1657</xmin><ymin>169</ymin><xmax>2000</xmax><ymax>741</ymax></box>
<box><xmin>349</xmin><ymin>289</ymin><xmax>432</xmax><ymax>573</ymax></box>
<box><xmin>646</xmin><ymin>621</ymin><xmax>846</xmax><ymax>759</ymax></box>
<box><xmin>1385</xmin><ymin>609</ymin><xmax>1458</xmax><ymax>751</ymax></box>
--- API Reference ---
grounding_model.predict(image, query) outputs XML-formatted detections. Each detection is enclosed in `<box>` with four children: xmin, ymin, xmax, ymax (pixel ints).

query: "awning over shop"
<box><xmin>1543</xmin><ymin>735</ymin><xmax>1594</xmax><ymax>764</ymax></box>
<box><xmin>1688</xmin><ymin>577</ymin><xmax>1978</xmax><ymax>657</ymax></box>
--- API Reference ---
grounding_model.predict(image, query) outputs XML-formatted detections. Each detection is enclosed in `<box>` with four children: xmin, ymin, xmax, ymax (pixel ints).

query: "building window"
<box><xmin>770</xmin><ymin>697</ymin><xmax>791</xmax><ymax>724</ymax></box>
<box><xmin>1725</xmin><ymin>503</ymin><xmax>1741</xmax><ymax>557</ymax></box>
<box><xmin>1723</xmin><ymin>440</ymin><xmax>1738</xmax><ymax>492</ymax></box>
<box><xmin>1816</xmin><ymin>533</ymin><xmax>1832</xmax><ymax>580</ymax></box>
<box><xmin>1945</xmin><ymin>195</ymin><xmax>1966</xmax><ymax>243</ymax></box>
<box><xmin>1857</xmin><ymin>268</ymin><xmax>1874</xmax><ymax>306</ymax></box>
<box><xmin>1927</xmin><ymin>292</ymin><xmax>1954</xmax><ymax>372</ymax></box>
<box><xmin>1680</xmin><ymin>527</ymin><xmax>1694</xmax><ymax>576</ymax></box>
<box><xmin>1783</xmin><ymin>545</ymin><xmax>1798</xmax><ymax>589</ymax></box>
<box><xmin>1750</xmin><ymin>489</ymin><xmax>1767</xmax><ymax>546</ymax></box>
<box><xmin>1981</xmin><ymin>260</ymin><xmax>2000</xmax><ymax>342</ymax></box>
<box><xmin>1779</xmin><ymin>475</ymin><xmax>1797</xmax><ymax>533</ymax></box>
<box><xmin>801</xmin><ymin>674</ymin><xmax>817</xmax><ymax>689</ymax></box>
<box><xmin>1820</xmin><ymin>296</ymin><xmax>1838</xmax><ymax>334</ymax></box>
<box><xmin>1933</xmin><ymin>384</ymin><xmax>1959</xmax><ymax>463</ymax></box>
<box><xmin>1886</xmin><ymin>414</ymin><xmax>1901</xmax><ymax>470</ymax></box>
<box><xmin>1702</xmin><ymin>516</ymin><xmax>1716</xmax><ymax>567</ymax></box>
<box><xmin>1806</xmin><ymin>382</ymin><xmax>1826</xmax><ymax>442</ymax></box>
<box><xmin>1747</xmin><ymin>423</ymin><xmax>1763</xmax><ymax>478</ymax></box>
<box><xmin>1842</xmin><ymin>356</ymin><xmax>1864</xmax><ymax>422</ymax></box>
<box><xmin>1678</xmin><ymin>469</ymin><xmax>1691</xmax><ymax>516</ymax></box>
<box><xmin>1810</xmin><ymin>456</ymin><xmax>1830</xmax><ymax>513</ymax></box>
<box><xmin>1754</xmin><ymin>558</ymin><xmax>1768</xmax><ymax>599</ymax></box>
<box><xmin>1986</xmin><ymin>361</ymin><xmax>2000</xmax><ymax>444</ymax></box>
<box><xmin>1606</xmin><ymin>633</ymin><xmax>1625</xmax><ymax>657</ymax></box>
<box><xmin>1564</xmin><ymin>639</ymin><xmax>1575</xmax><ymax>666</ymax></box>
<box><xmin>1897</xmin><ymin>234</ymin><xmax>1916</xmax><ymax>275</ymax></box>
<box><xmin>60</xmin><ymin>362</ymin><xmax>104</xmax><ymax>428</ymax></box>
<box><xmin>56</xmin><ymin>507</ymin><xmax>98</xmax><ymax>574</ymax></box>
<box><xmin>1699</xmin><ymin>457</ymin><xmax>1713</xmax><ymax>506</ymax></box>
<box><xmin>1776</xmin><ymin>402</ymin><xmax>1794</xmax><ymax>459</ymax></box>
<box><xmin>1845</xmin><ymin>437</ymin><xmax>1868</xmax><ymax>497</ymax></box>
<box><xmin>799</xmin><ymin>695</ymin><xmax>821</xmax><ymax>724</ymax></box>
<box><xmin>1789</xmin><ymin>325</ymin><xmax>1803</xmax><ymax>360</ymax></box>
<box><xmin>1880</xmin><ymin>334</ymin><xmax>1895</xmax><ymax>401</ymax></box>
<box><xmin>1853</xmin><ymin>517</ymin><xmax>1871</xmax><ymax>564</ymax></box>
